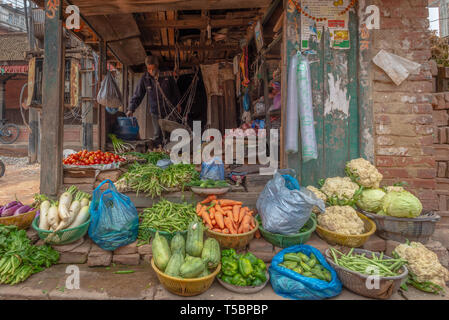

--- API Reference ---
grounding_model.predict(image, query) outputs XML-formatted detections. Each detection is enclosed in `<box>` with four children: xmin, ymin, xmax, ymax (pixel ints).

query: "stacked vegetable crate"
<box><xmin>62</xmin><ymin>168</ymin><xmax>124</xmax><ymax>192</ymax></box>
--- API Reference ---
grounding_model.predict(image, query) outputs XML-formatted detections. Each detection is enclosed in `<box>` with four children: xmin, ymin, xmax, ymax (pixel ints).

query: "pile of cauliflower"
<box><xmin>346</xmin><ymin>158</ymin><xmax>383</xmax><ymax>189</ymax></box>
<box><xmin>320</xmin><ymin>177</ymin><xmax>359</xmax><ymax>201</ymax></box>
<box><xmin>394</xmin><ymin>242</ymin><xmax>449</xmax><ymax>288</ymax></box>
<box><xmin>317</xmin><ymin>206</ymin><xmax>365</xmax><ymax>235</ymax></box>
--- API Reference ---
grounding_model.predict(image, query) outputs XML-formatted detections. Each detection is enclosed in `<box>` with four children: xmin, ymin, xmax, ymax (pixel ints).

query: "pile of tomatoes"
<box><xmin>63</xmin><ymin>150</ymin><xmax>125</xmax><ymax>166</ymax></box>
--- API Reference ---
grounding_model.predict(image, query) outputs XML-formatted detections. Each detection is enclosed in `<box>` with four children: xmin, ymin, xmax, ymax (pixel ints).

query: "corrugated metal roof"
<box><xmin>0</xmin><ymin>32</ymin><xmax>28</xmax><ymax>61</ymax></box>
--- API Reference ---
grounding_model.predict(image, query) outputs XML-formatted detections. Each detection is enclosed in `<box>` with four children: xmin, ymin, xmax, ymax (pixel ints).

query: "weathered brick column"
<box><xmin>370</xmin><ymin>0</ymin><xmax>437</xmax><ymax>214</ymax></box>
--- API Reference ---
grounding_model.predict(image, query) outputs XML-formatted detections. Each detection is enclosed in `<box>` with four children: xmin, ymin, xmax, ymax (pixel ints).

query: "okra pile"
<box><xmin>279</xmin><ymin>251</ymin><xmax>332</xmax><ymax>282</ymax></box>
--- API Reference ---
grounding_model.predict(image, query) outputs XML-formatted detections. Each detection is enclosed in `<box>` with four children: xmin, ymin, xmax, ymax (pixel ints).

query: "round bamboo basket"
<box><xmin>0</xmin><ymin>210</ymin><xmax>37</xmax><ymax>230</ymax></box>
<box><xmin>205</xmin><ymin>219</ymin><xmax>259</xmax><ymax>250</ymax></box>
<box><xmin>151</xmin><ymin>259</ymin><xmax>221</xmax><ymax>297</ymax></box>
<box><xmin>315</xmin><ymin>212</ymin><xmax>376</xmax><ymax>248</ymax></box>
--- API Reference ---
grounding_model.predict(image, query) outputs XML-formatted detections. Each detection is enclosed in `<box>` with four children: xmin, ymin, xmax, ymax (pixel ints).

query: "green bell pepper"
<box><xmin>231</xmin><ymin>273</ymin><xmax>247</xmax><ymax>286</ymax></box>
<box><xmin>253</xmin><ymin>268</ymin><xmax>267</xmax><ymax>282</ymax></box>
<box><xmin>255</xmin><ymin>259</ymin><xmax>267</xmax><ymax>271</ymax></box>
<box><xmin>243</xmin><ymin>252</ymin><xmax>258</xmax><ymax>265</ymax></box>
<box><xmin>222</xmin><ymin>249</ymin><xmax>238</xmax><ymax>259</ymax></box>
<box><xmin>251</xmin><ymin>278</ymin><xmax>264</xmax><ymax>286</ymax></box>
<box><xmin>222</xmin><ymin>257</ymin><xmax>239</xmax><ymax>276</ymax></box>
<box><xmin>220</xmin><ymin>274</ymin><xmax>234</xmax><ymax>284</ymax></box>
<box><xmin>238</xmin><ymin>257</ymin><xmax>253</xmax><ymax>277</ymax></box>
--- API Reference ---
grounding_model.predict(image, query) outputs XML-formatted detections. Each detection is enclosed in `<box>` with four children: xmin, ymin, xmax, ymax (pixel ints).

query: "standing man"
<box><xmin>126</xmin><ymin>56</ymin><xmax>181</xmax><ymax>146</ymax></box>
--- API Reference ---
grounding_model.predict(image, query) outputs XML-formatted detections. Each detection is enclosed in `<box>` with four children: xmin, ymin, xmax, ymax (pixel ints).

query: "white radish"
<box><xmin>58</xmin><ymin>192</ymin><xmax>72</xmax><ymax>221</ymax></box>
<box><xmin>38</xmin><ymin>200</ymin><xmax>51</xmax><ymax>230</ymax></box>
<box><xmin>80</xmin><ymin>198</ymin><xmax>89</xmax><ymax>207</ymax></box>
<box><xmin>55</xmin><ymin>200</ymin><xmax>82</xmax><ymax>231</ymax></box>
<box><xmin>68</xmin><ymin>206</ymin><xmax>90</xmax><ymax>229</ymax></box>
<box><xmin>47</xmin><ymin>205</ymin><xmax>60</xmax><ymax>230</ymax></box>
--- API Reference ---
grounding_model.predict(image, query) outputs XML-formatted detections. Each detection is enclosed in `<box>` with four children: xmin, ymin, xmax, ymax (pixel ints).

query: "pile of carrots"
<box><xmin>196</xmin><ymin>195</ymin><xmax>257</xmax><ymax>234</ymax></box>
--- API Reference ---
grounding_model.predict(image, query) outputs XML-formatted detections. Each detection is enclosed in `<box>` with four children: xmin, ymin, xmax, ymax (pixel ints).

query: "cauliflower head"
<box><xmin>317</xmin><ymin>206</ymin><xmax>365</xmax><ymax>235</ymax></box>
<box><xmin>307</xmin><ymin>186</ymin><xmax>327</xmax><ymax>214</ymax></box>
<box><xmin>395</xmin><ymin>242</ymin><xmax>449</xmax><ymax>288</ymax></box>
<box><xmin>321</xmin><ymin>177</ymin><xmax>359</xmax><ymax>201</ymax></box>
<box><xmin>346</xmin><ymin>158</ymin><xmax>383</xmax><ymax>189</ymax></box>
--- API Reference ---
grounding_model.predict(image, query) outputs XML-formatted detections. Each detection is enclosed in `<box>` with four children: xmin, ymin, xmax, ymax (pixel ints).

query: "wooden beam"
<box><xmin>158</xmin><ymin>12</ymin><xmax>169</xmax><ymax>60</ymax></box>
<box><xmin>144</xmin><ymin>44</ymin><xmax>239</xmax><ymax>51</ymax></box>
<box><xmin>199</xmin><ymin>10</ymin><xmax>207</xmax><ymax>63</ymax></box>
<box><xmin>71</xmin><ymin>0</ymin><xmax>272</xmax><ymax>16</ymax></box>
<box><xmin>140</xmin><ymin>17</ymin><xmax>254</xmax><ymax>29</ymax></box>
<box><xmin>40</xmin><ymin>0</ymin><xmax>65</xmax><ymax>196</ymax></box>
<box><xmin>99</xmin><ymin>40</ymin><xmax>107</xmax><ymax>151</ymax></box>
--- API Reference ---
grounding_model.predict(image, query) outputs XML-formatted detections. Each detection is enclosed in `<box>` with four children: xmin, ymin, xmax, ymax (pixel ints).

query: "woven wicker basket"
<box><xmin>315</xmin><ymin>212</ymin><xmax>376</xmax><ymax>248</ymax></box>
<box><xmin>0</xmin><ymin>210</ymin><xmax>37</xmax><ymax>230</ymax></box>
<box><xmin>325</xmin><ymin>248</ymin><xmax>408</xmax><ymax>299</ymax></box>
<box><xmin>205</xmin><ymin>219</ymin><xmax>259</xmax><ymax>250</ymax></box>
<box><xmin>151</xmin><ymin>259</ymin><xmax>221</xmax><ymax>296</ymax></box>
<box><xmin>358</xmin><ymin>209</ymin><xmax>440</xmax><ymax>244</ymax></box>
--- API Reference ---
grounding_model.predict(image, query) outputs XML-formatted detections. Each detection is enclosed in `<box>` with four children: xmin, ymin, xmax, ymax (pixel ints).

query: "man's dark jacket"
<box><xmin>128</xmin><ymin>71</ymin><xmax>181</xmax><ymax>116</ymax></box>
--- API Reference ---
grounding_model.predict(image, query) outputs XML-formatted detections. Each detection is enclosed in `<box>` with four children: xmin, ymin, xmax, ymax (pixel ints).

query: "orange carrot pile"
<box><xmin>196</xmin><ymin>195</ymin><xmax>257</xmax><ymax>234</ymax></box>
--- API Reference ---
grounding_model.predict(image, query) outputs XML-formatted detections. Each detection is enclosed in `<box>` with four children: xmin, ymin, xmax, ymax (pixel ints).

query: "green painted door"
<box><xmin>286</xmin><ymin>7</ymin><xmax>360</xmax><ymax>187</ymax></box>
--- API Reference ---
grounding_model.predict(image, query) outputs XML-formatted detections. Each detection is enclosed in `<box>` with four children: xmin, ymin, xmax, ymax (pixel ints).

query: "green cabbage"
<box><xmin>356</xmin><ymin>188</ymin><xmax>386</xmax><ymax>212</ymax></box>
<box><xmin>381</xmin><ymin>191</ymin><xmax>423</xmax><ymax>218</ymax></box>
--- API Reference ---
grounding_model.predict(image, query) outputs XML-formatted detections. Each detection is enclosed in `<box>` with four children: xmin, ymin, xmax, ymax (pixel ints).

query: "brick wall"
<box><xmin>370</xmin><ymin>0</ymin><xmax>438</xmax><ymax>220</ymax></box>
<box><xmin>431</xmin><ymin>92</ymin><xmax>449</xmax><ymax>228</ymax></box>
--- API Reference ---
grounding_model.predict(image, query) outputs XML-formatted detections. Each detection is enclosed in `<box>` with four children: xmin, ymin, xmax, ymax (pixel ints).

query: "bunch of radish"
<box><xmin>0</xmin><ymin>201</ymin><xmax>35</xmax><ymax>218</ymax></box>
<box><xmin>39</xmin><ymin>186</ymin><xmax>91</xmax><ymax>232</ymax></box>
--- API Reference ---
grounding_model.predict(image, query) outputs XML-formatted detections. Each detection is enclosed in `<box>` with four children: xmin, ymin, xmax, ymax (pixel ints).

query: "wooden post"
<box><xmin>28</xmin><ymin>109</ymin><xmax>39</xmax><ymax>163</ymax></box>
<box><xmin>40</xmin><ymin>0</ymin><xmax>65</xmax><ymax>196</ymax></box>
<box><xmin>122</xmin><ymin>65</ymin><xmax>129</xmax><ymax>112</ymax></box>
<box><xmin>82</xmin><ymin>58</ymin><xmax>94</xmax><ymax>150</ymax></box>
<box><xmin>262</xmin><ymin>61</ymin><xmax>271</xmax><ymax>142</ymax></box>
<box><xmin>99</xmin><ymin>40</ymin><xmax>107</xmax><ymax>151</ymax></box>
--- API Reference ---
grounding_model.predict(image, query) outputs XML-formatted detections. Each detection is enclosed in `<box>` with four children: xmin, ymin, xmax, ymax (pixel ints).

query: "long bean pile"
<box><xmin>140</xmin><ymin>199</ymin><xmax>199</xmax><ymax>233</ymax></box>
<box><xmin>121</xmin><ymin>163</ymin><xmax>199</xmax><ymax>198</ymax></box>
<box><xmin>329</xmin><ymin>247</ymin><xmax>407</xmax><ymax>277</ymax></box>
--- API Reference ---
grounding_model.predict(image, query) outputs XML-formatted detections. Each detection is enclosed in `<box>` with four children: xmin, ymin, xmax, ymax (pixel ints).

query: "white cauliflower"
<box><xmin>384</xmin><ymin>186</ymin><xmax>405</xmax><ymax>193</ymax></box>
<box><xmin>346</xmin><ymin>158</ymin><xmax>383</xmax><ymax>189</ymax></box>
<box><xmin>307</xmin><ymin>186</ymin><xmax>327</xmax><ymax>214</ymax></box>
<box><xmin>321</xmin><ymin>177</ymin><xmax>359</xmax><ymax>201</ymax></box>
<box><xmin>395</xmin><ymin>242</ymin><xmax>449</xmax><ymax>288</ymax></box>
<box><xmin>317</xmin><ymin>206</ymin><xmax>365</xmax><ymax>235</ymax></box>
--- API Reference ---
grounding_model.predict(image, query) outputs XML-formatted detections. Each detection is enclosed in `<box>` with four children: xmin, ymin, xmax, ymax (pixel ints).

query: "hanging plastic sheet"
<box><xmin>285</xmin><ymin>53</ymin><xmax>299</xmax><ymax>153</ymax></box>
<box><xmin>297</xmin><ymin>52</ymin><xmax>318</xmax><ymax>162</ymax></box>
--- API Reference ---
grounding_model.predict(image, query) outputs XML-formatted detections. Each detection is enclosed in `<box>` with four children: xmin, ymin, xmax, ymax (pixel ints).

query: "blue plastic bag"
<box><xmin>88</xmin><ymin>179</ymin><xmax>139</xmax><ymax>251</ymax></box>
<box><xmin>269</xmin><ymin>245</ymin><xmax>342</xmax><ymax>300</ymax></box>
<box><xmin>200</xmin><ymin>157</ymin><xmax>225</xmax><ymax>181</ymax></box>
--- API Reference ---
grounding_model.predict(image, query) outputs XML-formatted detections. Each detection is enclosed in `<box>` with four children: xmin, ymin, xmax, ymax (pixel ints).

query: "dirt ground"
<box><xmin>0</xmin><ymin>156</ymin><xmax>40</xmax><ymax>205</ymax></box>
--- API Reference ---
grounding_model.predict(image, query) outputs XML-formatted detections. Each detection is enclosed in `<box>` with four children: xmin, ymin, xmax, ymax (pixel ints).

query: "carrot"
<box><xmin>198</xmin><ymin>206</ymin><xmax>207</xmax><ymax>217</ymax></box>
<box><xmin>215</xmin><ymin>211</ymin><xmax>225</xmax><ymax>229</ymax></box>
<box><xmin>212</xmin><ymin>228</ymin><xmax>222</xmax><ymax>233</ymax></box>
<box><xmin>237</xmin><ymin>221</ymin><xmax>245</xmax><ymax>234</ymax></box>
<box><xmin>223</xmin><ymin>228</ymin><xmax>230</xmax><ymax>234</ymax></box>
<box><xmin>220</xmin><ymin>206</ymin><xmax>233</xmax><ymax>211</ymax></box>
<box><xmin>209</xmin><ymin>207</ymin><xmax>215</xmax><ymax>220</ymax></box>
<box><xmin>201</xmin><ymin>195</ymin><xmax>217</xmax><ymax>204</ymax></box>
<box><xmin>196</xmin><ymin>203</ymin><xmax>202</xmax><ymax>214</ymax></box>
<box><xmin>224</xmin><ymin>210</ymin><xmax>232</xmax><ymax>218</ymax></box>
<box><xmin>238</xmin><ymin>207</ymin><xmax>248</xmax><ymax>224</ymax></box>
<box><xmin>242</xmin><ymin>223</ymin><xmax>251</xmax><ymax>233</ymax></box>
<box><xmin>219</xmin><ymin>199</ymin><xmax>242</xmax><ymax>206</ymax></box>
<box><xmin>202</xmin><ymin>210</ymin><xmax>213</xmax><ymax>228</ymax></box>
<box><xmin>224</xmin><ymin>216</ymin><xmax>236</xmax><ymax>234</ymax></box>
<box><xmin>241</xmin><ymin>215</ymin><xmax>252</xmax><ymax>229</ymax></box>
<box><xmin>232</xmin><ymin>205</ymin><xmax>241</xmax><ymax>223</ymax></box>
<box><xmin>211</xmin><ymin>219</ymin><xmax>217</xmax><ymax>226</ymax></box>
<box><xmin>250</xmin><ymin>216</ymin><xmax>256</xmax><ymax>229</ymax></box>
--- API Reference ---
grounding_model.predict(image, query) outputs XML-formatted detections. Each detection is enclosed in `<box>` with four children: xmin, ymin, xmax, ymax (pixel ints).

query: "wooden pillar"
<box><xmin>82</xmin><ymin>58</ymin><xmax>94</xmax><ymax>150</ymax></box>
<box><xmin>98</xmin><ymin>40</ymin><xmax>107</xmax><ymax>151</ymax></box>
<box><xmin>28</xmin><ymin>109</ymin><xmax>39</xmax><ymax>163</ymax></box>
<box><xmin>40</xmin><ymin>0</ymin><xmax>65</xmax><ymax>196</ymax></box>
<box><xmin>262</xmin><ymin>62</ymin><xmax>271</xmax><ymax>141</ymax></box>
